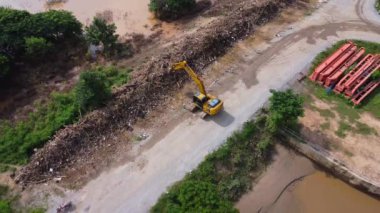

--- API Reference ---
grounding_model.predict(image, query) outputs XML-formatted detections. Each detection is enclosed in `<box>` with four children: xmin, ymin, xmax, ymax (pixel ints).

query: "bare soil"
<box><xmin>14</xmin><ymin>0</ymin><xmax>303</xmax><ymax>186</ymax></box>
<box><xmin>299</xmin><ymin>91</ymin><xmax>380</xmax><ymax>184</ymax></box>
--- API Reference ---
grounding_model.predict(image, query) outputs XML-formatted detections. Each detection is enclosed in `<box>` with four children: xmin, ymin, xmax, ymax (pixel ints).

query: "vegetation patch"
<box><xmin>335</xmin><ymin>121</ymin><xmax>353</xmax><ymax>138</ymax></box>
<box><xmin>152</xmin><ymin>90</ymin><xmax>304</xmax><ymax>212</ymax></box>
<box><xmin>149</xmin><ymin>0</ymin><xmax>197</xmax><ymax>20</ymax></box>
<box><xmin>0</xmin><ymin>67</ymin><xmax>131</xmax><ymax>164</ymax></box>
<box><xmin>0</xmin><ymin>7</ymin><xmax>82</xmax><ymax>82</ymax></box>
<box><xmin>316</xmin><ymin>108</ymin><xmax>335</xmax><ymax>119</ymax></box>
<box><xmin>376</xmin><ymin>0</ymin><xmax>380</xmax><ymax>13</ymax></box>
<box><xmin>354</xmin><ymin>122</ymin><xmax>377</xmax><ymax>136</ymax></box>
<box><xmin>307</xmin><ymin>40</ymin><xmax>380</xmax><ymax>119</ymax></box>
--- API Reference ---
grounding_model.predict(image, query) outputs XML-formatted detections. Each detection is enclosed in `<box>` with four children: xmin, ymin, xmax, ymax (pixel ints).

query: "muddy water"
<box><xmin>236</xmin><ymin>145</ymin><xmax>380</xmax><ymax>213</ymax></box>
<box><xmin>0</xmin><ymin>0</ymin><xmax>159</xmax><ymax>36</ymax></box>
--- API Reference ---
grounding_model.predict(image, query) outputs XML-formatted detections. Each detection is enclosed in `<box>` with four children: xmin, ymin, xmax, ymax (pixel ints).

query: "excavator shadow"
<box><xmin>204</xmin><ymin>110</ymin><xmax>235</xmax><ymax>127</ymax></box>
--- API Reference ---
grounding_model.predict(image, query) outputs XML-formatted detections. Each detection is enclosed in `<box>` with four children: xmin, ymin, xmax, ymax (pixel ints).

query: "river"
<box><xmin>236</xmin><ymin>145</ymin><xmax>380</xmax><ymax>213</ymax></box>
<box><xmin>0</xmin><ymin>0</ymin><xmax>156</xmax><ymax>36</ymax></box>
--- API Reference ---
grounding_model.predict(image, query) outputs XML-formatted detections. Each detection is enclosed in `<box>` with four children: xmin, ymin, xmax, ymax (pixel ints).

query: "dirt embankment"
<box><xmin>15</xmin><ymin>0</ymin><xmax>299</xmax><ymax>185</ymax></box>
<box><xmin>281</xmin><ymin>132</ymin><xmax>380</xmax><ymax>196</ymax></box>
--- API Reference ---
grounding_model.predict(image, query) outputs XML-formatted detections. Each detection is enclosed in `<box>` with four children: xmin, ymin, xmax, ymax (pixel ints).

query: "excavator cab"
<box><xmin>192</xmin><ymin>92</ymin><xmax>222</xmax><ymax>115</ymax></box>
<box><xmin>173</xmin><ymin>61</ymin><xmax>223</xmax><ymax>118</ymax></box>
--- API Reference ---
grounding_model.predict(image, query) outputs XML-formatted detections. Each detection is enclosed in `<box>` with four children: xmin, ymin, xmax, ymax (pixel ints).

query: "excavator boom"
<box><xmin>173</xmin><ymin>61</ymin><xmax>207</xmax><ymax>95</ymax></box>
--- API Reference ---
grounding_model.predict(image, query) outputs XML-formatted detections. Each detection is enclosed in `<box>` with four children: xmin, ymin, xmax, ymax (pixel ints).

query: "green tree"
<box><xmin>75</xmin><ymin>71</ymin><xmax>111</xmax><ymax>112</ymax></box>
<box><xmin>0</xmin><ymin>7</ymin><xmax>31</xmax><ymax>56</ymax></box>
<box><xmin>149</xmin><ymin>0</ymin><xmax>196</xmax><ymax>20</ymax></box>
<box><xmin>85</xmin><ymin>18</ymin><xmax>118</xmax><ymax>55</ymax></box>
<box><xmin>27</xmin><ymin>10</ymin><xmax>82</xmax><ymax>40</ymax></box>
<box><xmin>266</xmin><ymin>89</ymin><xmax>304</xmax><ymax>133</ymax></box>
<box><xmin>0</xmin><ymin>8</ymin><xmax>83</xmax><ymax>81</ymax></box>
<box><xmin>24</xmin><ymin>37</ymin><xmax>53</xmax><ymax>58</ymax></box>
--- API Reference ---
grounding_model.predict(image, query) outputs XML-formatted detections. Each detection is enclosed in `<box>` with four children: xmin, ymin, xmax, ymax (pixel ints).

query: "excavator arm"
<box><xmin>173</xmin><ymin>61</ymin><xmax>207</xmax><ymax>96</ymax></box>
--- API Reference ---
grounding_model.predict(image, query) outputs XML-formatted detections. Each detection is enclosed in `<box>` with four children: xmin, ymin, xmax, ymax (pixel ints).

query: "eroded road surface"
<box><xmin>52</xmin><ymin>0</ymin><xmax>380</xmax><ymax>212</ymax></box>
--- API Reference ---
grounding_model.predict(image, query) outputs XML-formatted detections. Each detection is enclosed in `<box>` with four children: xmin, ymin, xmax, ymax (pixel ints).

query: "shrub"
<box><xmin>85</xmin><ymin>18</ymin><xmax>118</xmax><ymax>55</ymax></box>
<box><xmin>24</xmin><ymin>37</ymin><xmax>53</xmax><ymax>58</ymax></box>
<box><xmin>149</xmin><ymin>0</ymin><xmax>196</xmax><ymax>19</ymax></box>
<box><xmin>152</xmin><ymin>181</ymin><xmax>236</xmax><ymax>213</ymax></box>
<box><xmin>266</xmin><ymin>89</ymin><xmax>304</xmax><ymax>133</ymax></box>
<box><xmin>75</xmin><ymin>71</ymin><xmax>111</xmax><ymax>112</ymax></box>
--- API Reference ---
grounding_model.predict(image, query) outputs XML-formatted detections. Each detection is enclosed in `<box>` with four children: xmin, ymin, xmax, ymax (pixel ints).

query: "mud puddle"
<box><xmin>236</xmin><ymin>144</ymin><xmax>380</xmax><ymax>213</ymax></box>
<box><xmin>0</xmin><ymin>0</ymin><xmax>172</xmax><ymax>36</ymax></box>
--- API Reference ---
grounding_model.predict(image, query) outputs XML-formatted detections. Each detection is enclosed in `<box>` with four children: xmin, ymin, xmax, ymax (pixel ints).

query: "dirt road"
<box><xmin>52</xmin><ymin>0</ymin><xmax>380</xmax><ymax>212</ymax></box>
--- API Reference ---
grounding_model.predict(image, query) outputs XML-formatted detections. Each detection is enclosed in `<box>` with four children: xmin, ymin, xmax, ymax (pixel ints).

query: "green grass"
<box><xmin>316</xmin><ymin>108</ymin><xmax>335</xmax><ymax>118</ymax></box>
<box><xmin>354</xmin><ymin>122</ymin><xmax>377</xmax><ymax>136</ymax></box>
<box><xmin>335</xmin><ymin>121</ymin><xmax>353</xmax><ymax>138</ymax></box>
<box><xmin>0</xmin><ymin>66</ymin><xmax>131</xmax><ymax>164</ymax></box>
<box><xmin>307</xmin><ymin>40</ymin><xmax>380</xmax><ymax>119</ymax></box>
<box><xmin>377</xmin><ymin>0</ymin><xmax>380</xmax><ymax>13</ymax></box>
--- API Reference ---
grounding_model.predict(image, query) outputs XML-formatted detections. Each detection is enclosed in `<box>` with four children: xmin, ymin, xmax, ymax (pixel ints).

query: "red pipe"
<box><xmin>345</xmin><ymin>59</ymin><xmax>380</xmax><ymax>97</ymax></box>
<box><xmin>352</xmin><ymin>81</ymin><xmax>380</xmax><ymax>105</ymax></box>
<box><xmin>325</xmin><ymin>48</ymin><xmax>365</xmax><ymax>87</ymax></box>
<box><xmin>309</xmin><ymin>42</ymin><xmax>354</xmax><ymax>81</ymax></box>
<box><xmin>334</xmin><ymin>54</ymin><xmax>375</xmax><ymax>93</ymax></box>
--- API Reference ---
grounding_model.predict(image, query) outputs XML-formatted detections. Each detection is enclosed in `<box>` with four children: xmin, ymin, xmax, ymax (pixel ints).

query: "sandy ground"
<box><xmin>36</xmin><ymin>0</ymin><xmax>380</xmax><ymax>212</ymax></box>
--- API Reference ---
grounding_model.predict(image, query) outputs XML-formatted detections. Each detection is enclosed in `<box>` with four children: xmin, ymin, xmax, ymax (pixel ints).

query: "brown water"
<box><xmin>0</xmin><ymin>0</ymin><xmax>159</xmax><ymax>36</ymax></box>
<box><xmin>273</xmin><ymin>172</ymin><xmax>380</xmax><ymax>213</ymax></box>
<box><xmin>237</xmin><ymin>145</ymin><xmax>380</xmax><ymax>213</ymax></box>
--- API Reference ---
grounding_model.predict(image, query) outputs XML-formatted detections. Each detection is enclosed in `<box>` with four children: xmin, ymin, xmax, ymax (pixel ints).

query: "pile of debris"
<box><xmin>15</xmin><ymin>0</ymin><xmax>297</xmax><ymax>185</ymax></box>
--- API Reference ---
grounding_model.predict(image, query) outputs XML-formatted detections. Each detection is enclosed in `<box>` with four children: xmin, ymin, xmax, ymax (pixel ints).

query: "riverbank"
<box><xmin>236</xmin><ymin>144</ymin><xmax>380</xmax><ymax>213</ymax></box>
<box><xmin>280</xmin><ymin>130</ymin><xmax>380</xmax><ymax>196</ymax></box>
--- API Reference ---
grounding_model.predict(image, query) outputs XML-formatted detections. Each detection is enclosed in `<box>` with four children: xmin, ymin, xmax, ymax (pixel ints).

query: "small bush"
<box><xmin>149</xmin><ymin>0</ymin><xmax>196</xmax><ymax>20</ymax></box>
<box><xmin>24</xmin><ymin>37</ymin><xmax>53</xmax><ymax>58</ymax></box>
<box><xmin>266</xmin><ymin>90</ymin><xmax>304</xmax><ymax>133</ymax></box>
<box><xmin>75</xmin><ymin>71</ymin><xmax>111</xmax><ymax>112</ymax></box>
<box><xmin>376</xmin><ymin>0</ymin><xmax>380</xmax><ymax>13</ymax></box>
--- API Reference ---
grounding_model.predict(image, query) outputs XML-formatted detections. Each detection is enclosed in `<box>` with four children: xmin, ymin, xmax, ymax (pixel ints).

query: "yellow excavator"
<box><xmin>173</xmin><ymin>61</ymin><xmax>223</xmax><ymax>118</ymax></box>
